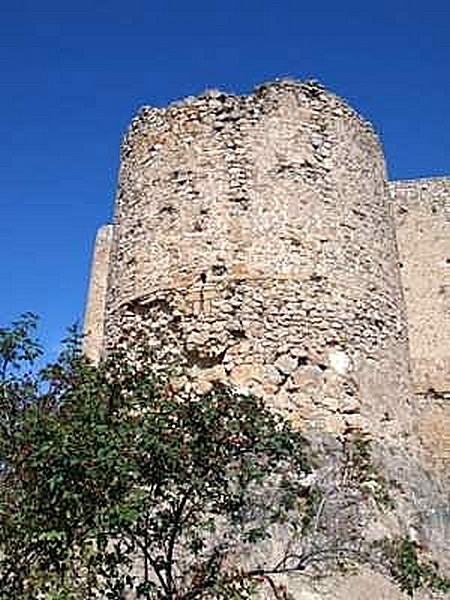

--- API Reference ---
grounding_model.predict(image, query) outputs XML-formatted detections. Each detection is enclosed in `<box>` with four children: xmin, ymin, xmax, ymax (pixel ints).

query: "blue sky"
<box><xmin>1</xmin><ymin>0</ymin><xmax>449</xmax><ymax>354</ymax></box>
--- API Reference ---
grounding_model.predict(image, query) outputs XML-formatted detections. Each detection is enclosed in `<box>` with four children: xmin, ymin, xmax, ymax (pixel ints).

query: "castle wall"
<box><xmin>390</xmin><ymin>177</ymin><xmax>450</xmax><ymax>393</ymax></box>
<box><xmin>390</xmin><ymin>178</ymin><xmax>450</xmax><ymax>479</ymax></box>
<box><xmin>103</xmin><ymin>81</ymin><xmax>413</xmax><ymax>438</ymax></box>
<box><xmin>83</xmin><ymin>224</ymin><xmax>114</xmax><ymax>362</ymax></box>
<box><xmin>83</xmin><ymin>82</ymin><xmax>450</xmax><ymax>599</ymax></box>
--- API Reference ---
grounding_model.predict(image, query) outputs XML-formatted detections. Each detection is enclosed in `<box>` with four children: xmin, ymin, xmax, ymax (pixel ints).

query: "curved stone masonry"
<box><xmin>95</xmin><ymin>80</ymin><xmax>414</xmax><ymax>439</ymax></box>
<box><xmin>81</xmin><ymin>78</ymin><xmax>450</xmax><ymax>598</ymax></box>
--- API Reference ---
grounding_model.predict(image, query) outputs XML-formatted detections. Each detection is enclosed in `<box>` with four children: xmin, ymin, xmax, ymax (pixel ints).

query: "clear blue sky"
<box><xmin>1</xmin><ymin>0</ymin><xmax>449</xmax><ymax>354</ymax></box>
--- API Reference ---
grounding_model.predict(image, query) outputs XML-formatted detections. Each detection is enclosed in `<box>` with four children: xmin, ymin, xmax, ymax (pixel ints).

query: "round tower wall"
<box><xmin>105</xmin><ymin>81</ymin><xmax>412</xmax><ymax>437</ymax></box>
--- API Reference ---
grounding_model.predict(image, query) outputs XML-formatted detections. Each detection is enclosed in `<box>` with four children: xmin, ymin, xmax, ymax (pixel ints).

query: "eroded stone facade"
<box><xmin>391</xmin><ymin>178</ymin><xmax>450</xmax><ymax>394</ymax></box>
<box><xmin>83</xmin><ymin>80</ymin><xmax>450</xmax><ymax>598</ymax></box>
<box><xmin>83</xmin><ymin>224</ymin><xmax>113</xmax><ymax>363</ymax></box>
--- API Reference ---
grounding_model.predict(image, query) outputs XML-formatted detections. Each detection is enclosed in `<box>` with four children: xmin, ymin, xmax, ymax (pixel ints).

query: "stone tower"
<box><xmin>83</xmin><ymin>78</ymin><xmax>450</xmax><ymax>599</ymax></box>
<box><xmin>86</xmin><ymin>80</ymin><xmax>417</xmax><ymax>439</ymax></box>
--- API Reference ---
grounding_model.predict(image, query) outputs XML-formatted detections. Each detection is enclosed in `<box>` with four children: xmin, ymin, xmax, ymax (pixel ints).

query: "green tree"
<box><xmin>0</xmin><ymin>319</ymin><xmax>312</xmax><ymax>599</ymax></box>
<box><xmin>0</xmin><ymin>316</ymin><xmax>448</xmax><ymax>599</ymax></box>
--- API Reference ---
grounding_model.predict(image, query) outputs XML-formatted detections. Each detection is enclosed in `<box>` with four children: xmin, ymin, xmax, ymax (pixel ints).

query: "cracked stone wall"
<box><xmin>95</xmin><ymin>80</ymin><xmax>413</xmax><ymax>441</ymax></box>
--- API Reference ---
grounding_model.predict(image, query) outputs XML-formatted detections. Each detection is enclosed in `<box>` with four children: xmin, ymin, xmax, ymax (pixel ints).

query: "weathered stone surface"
<box><xmin>263</xmin><ymin>363</ymin><xmax>284</xmax><ymax>386</ymax></box>
<box><xmin>328</xmin><ymin>349</ymin><xmax>352</xmax><ymax>375</ymax></box>
<box><xmin>290</xmin><ymin>365</ymin><xmax>324</xmax><ymax>389</ymax></box>
<box><xmin>416</xmin><ymin>402</ymin><xmax>450</xmax><ymax>472</ymax></box>
<box><xmin>83</xmin><ymin>225</ymin><xmax>113</xmax><ymax>361</ymax></box>
<box><xmin>391</xmin><ymin>178</ymin><xmax>450</xmax><ymax>394</ymax></box>
<box><xmin>83</xmin><ymin>79</ymin><xmax>450</xmax><ymax>598</ymax></box>
<box><xmin>275</xmin><ymin>353</ymin><xmax>298</xmax><ymax>375</ymax></box>
<box><xmin>196</xmin><ymin>364</ymin><xmax>227</xmax><ymax>384</ymax></box>
<box><xmin>192</xmin><ymin>378</ymin><xmax>213</xmax><ymax>395</ymax></box>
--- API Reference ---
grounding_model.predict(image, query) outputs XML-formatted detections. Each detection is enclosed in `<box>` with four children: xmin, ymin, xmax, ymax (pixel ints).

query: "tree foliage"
<box><xmin>379</xmin><ymin>538</ymin><xmax>450</xmax><ymax>598</ymax></box>
<box><xmin>0</xmin><ymin>315</ymin><xmax>448</xmax><ymax>599</ymax></box>
<box><xmin>0</xmin><ymin>317</ymin><xmax>312</xmax><ymax>599</ymax></box>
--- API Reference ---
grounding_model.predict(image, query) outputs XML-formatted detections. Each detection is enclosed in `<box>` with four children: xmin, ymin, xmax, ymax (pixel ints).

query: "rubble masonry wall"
<box><xmin>390</xmin><ymin>177</ymin><xmax>450</xmax><ymax>393</ymax></box>
<box><xmin>100</xmin><ymin>81</ymin><xmax>413</xmax><ymax>439</ymax></box>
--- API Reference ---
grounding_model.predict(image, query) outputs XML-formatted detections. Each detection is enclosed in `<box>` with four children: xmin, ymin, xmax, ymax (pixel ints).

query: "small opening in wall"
<box><xmin>212</xmin><ymin>264</ymin><xmax>227</xmax><ymax>276</ymax></box>
<box><xmin>229</xmin><ymin>327</ymin><xmax>246</xmax><ymax>339</ymax></box>
<box><xmin>445</xmin><ymin>258</ymin><xmax>450</xmax><ymax>264</ymax></box>
<box><xmin>159</xmin><ymin>204</ymin><xmax>176</xmax><ymax>215</ymax></box>
<box><xmin>230</xmin><ymin>196</ymin><xmax>249</xmax><ymax>205</ymax></box>
<box><xmin>200</xmin><ymin>272</ymin><xmax>207</xmax><ymax>284</ymax></box>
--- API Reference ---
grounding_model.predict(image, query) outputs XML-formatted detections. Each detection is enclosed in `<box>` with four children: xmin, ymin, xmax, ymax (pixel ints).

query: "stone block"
<box><xmin>263</xmin><ymin>364</ymin><xmax>284</xmax><ymax>386</ymax></box>
<box><xmin>275</xmin><ymin>354</ymin><xmax>298</xmax><ymax>375</ymax></box>
<box><xmin>198</xmin><ymin>365</ymin><xmax>227</xmax><ymax>384</ymax></box>
<box><xmin>291</xmin><ymin>365</ymin><xmax>324</xmax><ymax>389</ymax></box>
<box><xmin>230</xmin><ymin>363</ymin><xmax>264</xmax><ymax>387</ymax></box>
